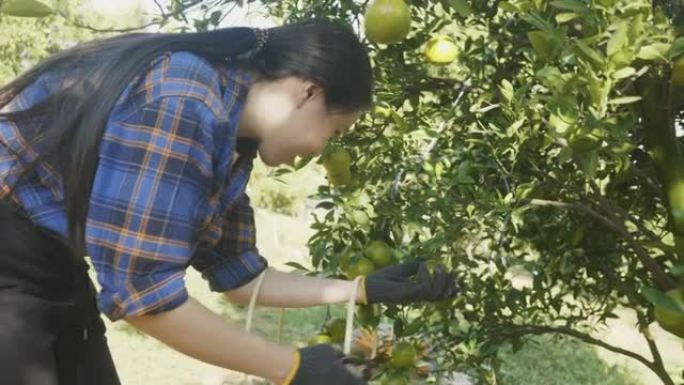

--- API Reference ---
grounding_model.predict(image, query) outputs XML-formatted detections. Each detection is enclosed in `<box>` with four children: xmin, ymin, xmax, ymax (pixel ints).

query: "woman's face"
<box><xmin>240</xmin><ymin>76</ymin><xmax>361</xmax><ymax>166</ymax></box>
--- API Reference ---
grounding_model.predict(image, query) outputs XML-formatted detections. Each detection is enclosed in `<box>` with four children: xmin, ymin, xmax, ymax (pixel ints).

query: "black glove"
<box><xmin>364</xmin><ymin>261</ymin><xmax>459</xmax><ymax>304</ymax></box>
<box><xmin>291</xmin><ymin>344</ymin><xmax>366</xmax><ymax>385</ymax></box>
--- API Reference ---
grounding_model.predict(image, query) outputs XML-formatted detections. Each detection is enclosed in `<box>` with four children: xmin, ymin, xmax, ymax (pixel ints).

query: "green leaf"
<box><xmin>536</xmin><ymin>66</ymin><xmax>564</xmax><ymax>89</ymax></box>
<box><xmin>555</xmin><ymin>12</ymin><xmax>580</xmax><ymax>24</ymax></box>
<box><xmin>272</xmin><ymin>167</ymin><xmax>293</xmax><ymax>177</ymax></box>
<box><xmin>403</xmin><ymin>319</ymin><xmax>423</xmax><ymax>336</ymax></box>
<box><xmin>637</xmin><ymin>43</ymin><xmax>669</xmax><ymax>61</ymax></box>
<box><xmin>549</xmin><ymin>114</ymin><xmax>572</xmax><ymax>136</ymax></box>
<box><xmin>575</xmin><ymin>40</ymin><xmax>605</xmax><ymax>66</ymax></box>
<box><xmin>606</xmin><ymin>23</ymin><xmax>628</xmax><ymax>57</ymax></box>
<box><xmin>558</xmin><ymin>146</ymin><xmax>573</xmax><ymax>163</ymax></box>
<box><xmin>608</xmin><ymin>96</ymin><xmax>642</xmax><ymax>105</ymax></box>
<box><xmin>612</xmin><ymin>67</ymin><xmax>636</xmax><ymax>80</ymax></box>
<box><xmin>507</xmin><ymin>119</ymin><xmax>525</xmax><ymax>136</ymax></box>
<box><xmin>522</xmin><ymin>14</ymin><xmax>552</xmax><ymax>32</ymax></box>
<box><xmin>642</xmin><ymin>287</ymin><xmax>684</xmax><ymax>313</ymax></box>
<box><xmin>498</xmin><ymin>1</ymin><xmax>520</xmax><ymax>12</ymax></box>
<box><xmin>209</xmin><ymin>11</ymin><xmax>223</xmax><ymax>26</ymax></box>
<box><xmin>571</xmin><ymin>226</ymin><xmax>585</xmax><ymax>246</ymax></box>
<box><xmin>528</xmin><ymin>31</ymin><xmax>553</xmax><ymax>59</ymax></box>
<box><xmin>316</xmin><ymin>201</ymin><xmax>335</xmax><ymax>210</ymax></box>
<box><xmin>578</xmin><ymin>149</ymin><xmax>598</xmax><ymax>178</ymax></box>
<box><xmin>311</xmin><ymin>250</ymin><xmax>323</xmax><ymax>269</ymax></box>
<box><xmin>669</xmin><ymin>37</ymin><xmax>684</xmax><ymax>59</ymax></box>
<box><xmin>550</xmin><ymin>0</ymin><xmax>588</xmax><ymax>12</ymax></box>
<box><xmin>671</xmin><ymin>264</ymin><xmax>684</xmax><ymax>277</ymax></box>
<box><xmin>499</xmin><ymin>79</ymin><xmax>514</xmax><ymax>102</ymax></box>
<box><xmin>450</xmin><ymin>0</ymin><xmax>472</xmax><ymax>17</ymax></box>
<box><xmin>285</xmin><ymin>262</ymin><xmax>311</xmax><ymax>272</ymax></box>
<box><xmin>393</xmin><ymin>318</ymin><xmax>405</xmax><ymax>337</ymax></box>
<box><xmin>294</xmin><ymin>154</ymin><xmax>315</xmax><ymax>170</ymax></box>
<box><xmin>1</xmin><ymin>0</ymin><xmax>54</xmax><ymax>17</ymax></box>
<box><xmin>390</xmin><ymin>110</ymin><xmax>408</xmax><ymax>131</ymax></box>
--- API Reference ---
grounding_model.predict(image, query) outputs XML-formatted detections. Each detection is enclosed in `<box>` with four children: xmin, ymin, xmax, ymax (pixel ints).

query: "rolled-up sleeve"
<box><xmin>87</xmin><ymin>95</ymin><xmax>217</xmax><ymax>321</ymax></box>
<box><xmin>191</xmin><ymin>193</ymin><xmax>268</xmax><ymax>293</ymax></box>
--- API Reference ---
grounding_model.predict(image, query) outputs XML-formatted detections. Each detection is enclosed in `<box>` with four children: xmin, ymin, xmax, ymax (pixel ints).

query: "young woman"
<box><xmin>0</xmin><ymin>21</ymin><xmax>458</xmax><ymax>385</ymax></box>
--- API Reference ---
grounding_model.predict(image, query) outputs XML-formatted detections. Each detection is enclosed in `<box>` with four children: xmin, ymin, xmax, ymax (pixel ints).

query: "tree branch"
<box><xmin>528</xmin><ymin>199</ymin><xmax>677</xmax><ymax>290</ymax></box>
<box><xmin>587</xmin><ymin>181</ymin><xmax>675</xmax><ymax>259</ymax></box>
<box><xmin>59</xmin><ymin>0</ymin><xmax>204</xmax><ymax>33</ymax></box>
<box><xmin>153</xmin><ymin>0</ymin><xmax>167</xmax><ymax>17</ymax></box>
<box><xmin>633</xmin><ymin>165</ymin><xmax>662</xmax><ymax>193</ymax></box>
<box><xmin>634</xmin><ymin>311</ymin><xmax>675</xmax><ymax>385</ymax></box>
<box><xmin>503</xmin><ymin>324</ymin><xmax>655</xmax><ymax>371</ymax></box>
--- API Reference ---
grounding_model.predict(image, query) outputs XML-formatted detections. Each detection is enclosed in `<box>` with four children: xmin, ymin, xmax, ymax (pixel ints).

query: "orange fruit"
<box><xmin>308</xmin><ymin>334</ymin><xmax>333</xmax><ymax>345</ymax></box>
<box><xmin>365</xmin><ymin>240</ymin><xmax>395</xmax><ymax>268</ymax></box>
<box><xmin>391</xmin><ymin>341</ymin><xmax>417</xmax><ymax>368</ymax></box>
<box><xmin>339</xmin><ymin>248</ymin><xmax>355</xmax><ymax>271</ymax></box>
<box><xmin>364</xmin><ymin>0</ymin><xmax>411</xmax><ymax>44</ymax></box>
<box><xmin>325</xmin><ymin>318</ymin><xmax>348</xmax><ymax>343</ymax></box>
<box><xmin>327</xmin><ymin>167</ymin><xmax>352</xmax><ymax>187</ymax></box>
<box><xmin>425</xmin><ymin>35</ymin><xmax>458</xmax><ymax>64</ymax></box>
<box><xmin>345</xmin><ymin>257</ymin><xmax>376</xmax><ymax>279</ymax></box>
<box><xmin>323</xmin><ymin>148</ymin><xmax>352</xmax><ymax>172</ymax></box>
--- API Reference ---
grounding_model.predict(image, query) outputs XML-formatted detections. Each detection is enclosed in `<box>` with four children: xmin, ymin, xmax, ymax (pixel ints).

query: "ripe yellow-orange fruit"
<box><xmin>308</xmin><ymin>334</ymin><xmax>333</xmax><ymax>345</ymax></box>
<box><xmin>425</xmin><ymin>35</ymin><xmax>458</xmax><ymax>64</ymax></box>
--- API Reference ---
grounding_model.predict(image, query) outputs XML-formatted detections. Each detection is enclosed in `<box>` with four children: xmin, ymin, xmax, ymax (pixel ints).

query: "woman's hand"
<box><xmin>363</xmin><ymin>261</ymin><xmax>459</xmax><ymax>305</ymax></box>
<box><xmin>289</xmin><ymin>344</ymin><xmax>366</xmax><ymax>385</ymax></box>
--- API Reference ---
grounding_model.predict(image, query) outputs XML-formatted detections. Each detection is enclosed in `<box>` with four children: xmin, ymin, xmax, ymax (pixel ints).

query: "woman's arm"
<box><xmin>125</xmin><ymin>297</ymin><xmax>298</xmax><ymax>384</ymax></box>
<box><xmin>223</xmin><ymin>269</ymin><xmax>366</xmax><ymax>307</ymax></box>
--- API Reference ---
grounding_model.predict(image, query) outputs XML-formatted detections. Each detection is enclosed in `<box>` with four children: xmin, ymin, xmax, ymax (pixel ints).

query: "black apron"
<box><xmin>0</xmin><ymin>200</ymin><xmax>120</xmax><ymax>385</ymax></box>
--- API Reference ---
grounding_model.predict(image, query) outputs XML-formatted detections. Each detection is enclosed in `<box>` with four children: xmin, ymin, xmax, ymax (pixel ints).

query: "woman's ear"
<box><xmin>297</xmin><ymin>80</ymin><xmax>324</xmax><ymax>109</ymax></box>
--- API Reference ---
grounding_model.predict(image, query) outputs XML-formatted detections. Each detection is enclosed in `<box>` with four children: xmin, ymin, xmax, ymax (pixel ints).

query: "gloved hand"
<box><xmin>289</xmin><ymin>344</ymin><xmax>366</xmax><ymax>385</ymax></box>
<box><xmin>363</xmin><ymin>261</ymin><xmax>459</xmax><ymax>305</ymax></box>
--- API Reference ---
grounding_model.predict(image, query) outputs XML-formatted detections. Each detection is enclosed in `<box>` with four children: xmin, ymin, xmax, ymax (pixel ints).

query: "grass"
<box><xmin>214</xmin><ymin>296</ymin><xmax>348</xmax><ymax>346</ymax></box>
<box><xmin>497</xmin><ymin>336</ymin><xmax>641</xmax><ymax>385</ymax></box>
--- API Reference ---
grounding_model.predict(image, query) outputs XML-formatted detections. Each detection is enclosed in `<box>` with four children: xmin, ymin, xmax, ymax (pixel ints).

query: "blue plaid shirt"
<box><xmin>0</xmin><ymin>51</ymin><xmax>268</xmax><ymax>321</ymax></box>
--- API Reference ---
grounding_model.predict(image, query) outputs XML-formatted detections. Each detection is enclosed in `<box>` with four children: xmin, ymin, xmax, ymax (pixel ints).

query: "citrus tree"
<box><xmin>258</xmin><ymin>0</ymin><xmax>684</xmax><ymax>384</ymax></box>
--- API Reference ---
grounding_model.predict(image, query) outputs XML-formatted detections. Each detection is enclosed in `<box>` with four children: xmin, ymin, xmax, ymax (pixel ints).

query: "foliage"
<box><xmin>0</xmin><ymin>0</ymin><xmax>93</xmax><ymax>84</ymax></box>
<box><xmin>262</xmin><ymin>0</ymin><xmax>684</xmax><ymax>384</ymax></box>
<box><xmin>248</xmin><ymin>160</ymin><xmax>325</xmax><ymax>216</ymax></box>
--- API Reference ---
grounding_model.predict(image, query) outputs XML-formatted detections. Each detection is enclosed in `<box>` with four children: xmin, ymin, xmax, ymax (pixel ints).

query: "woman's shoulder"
<box><xmin>163</xmin><ymin>51</ymin><xmax>222</xmax><ymax>87</ymax></box>
<box><xmin>115</xmin><ymin>50</ymin><xmax>230</xmax><ymax>120</ymax></box>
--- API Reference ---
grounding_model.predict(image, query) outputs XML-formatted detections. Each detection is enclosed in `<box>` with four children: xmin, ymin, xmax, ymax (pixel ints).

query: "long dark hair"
<box><xmin>0</xmin><ymin>21</ymin><xmax>373</xmax><ymax>255</ymax></box>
